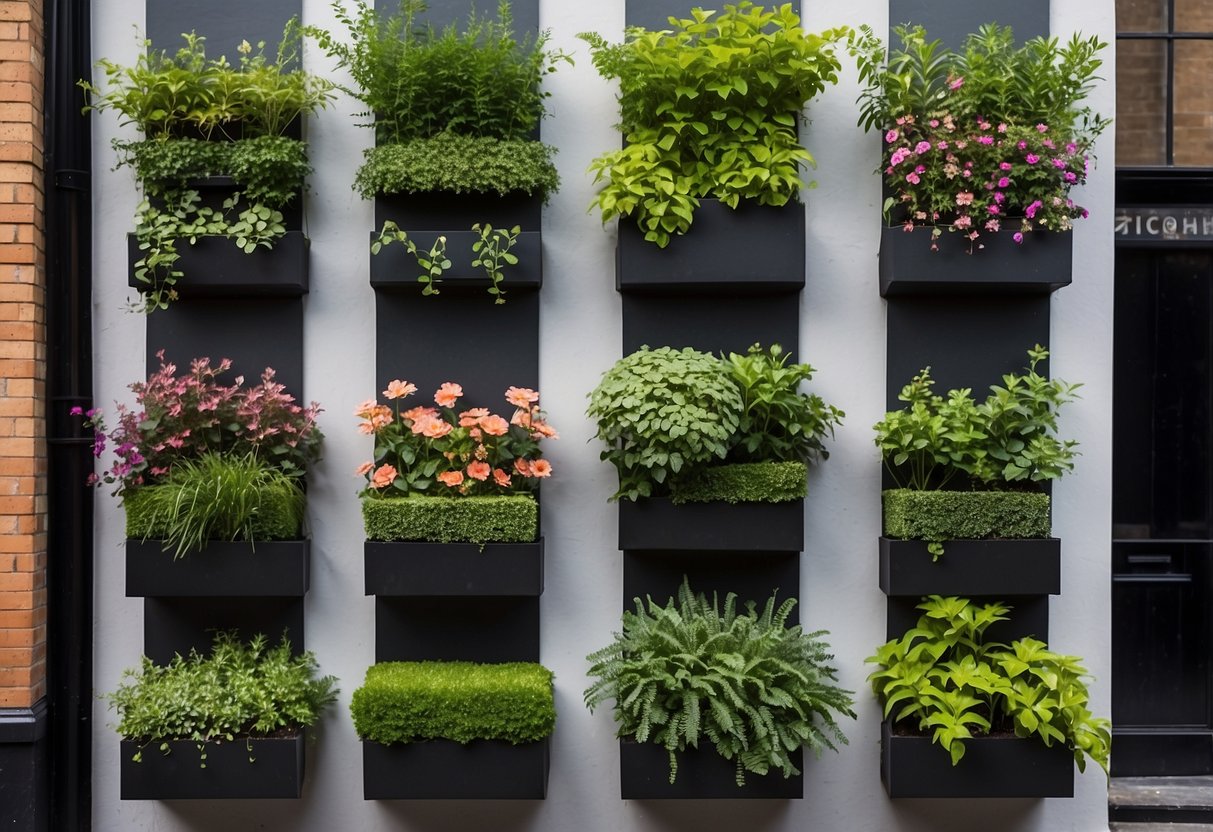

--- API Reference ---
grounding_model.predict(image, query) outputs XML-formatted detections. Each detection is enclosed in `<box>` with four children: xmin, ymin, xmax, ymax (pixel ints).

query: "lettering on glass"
<box><xmin>1115</xmin><ymin>206</ymin><xmax>1213</xmax><ymax>242</ymax></box>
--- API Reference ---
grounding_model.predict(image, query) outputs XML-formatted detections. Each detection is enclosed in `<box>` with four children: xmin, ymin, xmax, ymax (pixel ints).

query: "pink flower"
<box><xmin>929</xmin><ymin>119</ymin><xmax>940</xmax><ymax>128</ymax></box>
<box><xmin>906</xmin><ymin>173</ymin><xmax>920</xmax><ymax>185</ymax></box>
<box><xmin>936</xmin><ymin>141</ymin><xmax>948</xmax><ymax>150</ymax></box>
<box><xmin>949</xmin><ymin>76</ymin><xmax>964</xmax><ymax>90</ymax></box>
<box><xmin>371</xmin><ymin>464</ymin><xmax>397</xmax><ymax>489</ymax></box>
<box><xmin>954</xmin><ymin>215</ymin><xmax>972</xmax><ymax>229</ymax></box>
<box><xmin>998</xmin><ymin>177</ymin><xmax>1010</xmax><ymax>188</ymax></box>
<box><xmin>1036</xmin><ymin>123</ymin><xmax>1049</xmax><ymax>132</ymax></box>
<box><xmin>1018</xmin><ymin>141</ymin><xmax>1028</xmax><ymax>150</ymax></box>
<box><xmin>1013</xmin><ymin>232</ymin><xmax>1024</xmax><ymax>244</ymax></box>
<box><xmin>885</xmin><ymin>129</ymin><xmax>899</xmax><ymax>143</ymax></box>
<box><xmin>987</xmin><ymin>205</ymin><xmax>1000</xmax><ymax>215</ymax></box>
<box><xmin>1025</xmin><ymin>200</ymin><xmax>1043</xmax><ymax>219</ymax></box>
<box><xmin>999</xmin><ymin>162</ymin><xmax>1012</xmax><ymax>171</ymax></box>
<box><xmin>1025</xmin><ymin>154</ymin><xmax>1040</xmax><ymax>164</ymax></box>
<box><xmin>1066</xmin><ymin>142</ymin><xmax>1078</xmax><ymax>154</ymax></box>
<box><xmin>383</xmin><ymin>380</ymin><xmax>416</xmax><ymax>400</ymax></box>
<box><xmin>1064</xmin><ymin>172</ymin><xmax>1077</xmax><ymax>183</ymax></box>
<box><xmin>914</xmin><ymin>141</ymin><xmax>931</xmax><ymax>154</ymax></box>
<box><xmin>355</xmin><ymin>461</ymin><xmax>374</xmax><ymax>476</ymax></box>
<box><xmin>890</xmin><ymin>147</ymin><xmax>910</xmax><ymax>166</ymax></box>
<box><xmin>985</xmin><ymin>219</ymin><xmax>1001</xmax><ymax>232</ymax></box>
<box><xmin>955</xmin><ymin>192</ymin><xmax>974</xmax><ymax>206</ymax></box>
<box><xmin>997</xmin><ymin>123</ymin><xmax>1007</xmax><ymax>133</ymax></box>
<box><xmin>434</xmin><ymin>383</ymin><xmax>463</xmax><ymax>408</ymax></box>
<box><xmin>977</xmin><ymin>136</ymin><xmax>994</xmax><ymax>145</ymax></box>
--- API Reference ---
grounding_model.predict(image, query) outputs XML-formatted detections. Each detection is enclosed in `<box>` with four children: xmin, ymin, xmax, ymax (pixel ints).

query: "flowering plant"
<box><xmin>851</xmin><ymin>24</ymin><xmax>1109</xmax><ymax>248</ymax></box>
<box><xmin>356</xmin><ymin>380</ymin><xmax>556</xmax><ymax>498</ymax></box>
<box><xmin>76</xmin><ymin>351</ymin><xmax>323</xmax><ymax>495</ymax></box>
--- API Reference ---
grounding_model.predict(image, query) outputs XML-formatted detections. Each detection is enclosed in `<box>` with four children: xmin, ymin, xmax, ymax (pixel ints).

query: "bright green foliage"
<box><xmin>670</xmin><ymin>461</ymin><xmax>806</xmax><ymax>504</ymax></box>
<box><xmin>874</xmin><ymin>346</ymin><xmax>1080</xmax><ymax>491</ymax></box>
<box><xmin>724</xmin><ymin>343</ymin><xmax>844</xmax><ymax>465</ymax></box>
<box><xmin>580</xmin><ymin>3</ymin><xmax>849</xmax><ymax>246</ymax></box>
<box><xmin>882</xmin><ymin>489</ymin><xmax>1051</xmax><ymax>556</ymax></box>
<box><xmin>867</xmin><ymin>595</ymin><xmax>1111</xmax><ymax>773</ymax></box>
<box><xmin>361</xmin><ymin>495</ymin><xmax>538</xmax><ymax>544</ymax></box>
<box><xmin>351</xmin><ymin>661</ymin><xmax>556</xmax><ymax>744</ymax></box>
<box><xmin>107</xmin><ymin>631</ymin><xmax>338</xmax><ymax>767</ymax></box>
<box><xmin>587</xmin><ymin>346</ymin><xmax>744</xmax><ymax>502</ymax></box>
<box><xmin>354</xmin><ymin>135</ymin><xmax>559</xmax><ymax>200</ymax></box>
<box><xmin>585</xmin><ymin>579</ymin><xmax>855</xmax><ymax>786</ymax></box>
<box><xmin>370</xmin><ymin>219</ymin><xmax>522</xmax><ymax>303</ymax></box>
<box><xmin>122</xmin><ymin>453</ymin><xmax>305</xmax><ymax>559</ymax></box>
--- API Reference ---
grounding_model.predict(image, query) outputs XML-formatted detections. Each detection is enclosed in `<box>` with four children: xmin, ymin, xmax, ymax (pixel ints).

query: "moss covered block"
<box><xmin>361</xmin><ymin>495</ymin><xmax>538</xmax><ymax>544</ymax></box>
<box><xmin>670</xmin><ymin>461</ymin><xmax>807</xmax><ymax>504</ymax></box>
<box><xmin>883</xmin><ymin>489</ymin><xmax>1051</xmax><ymax>542</ymax></box>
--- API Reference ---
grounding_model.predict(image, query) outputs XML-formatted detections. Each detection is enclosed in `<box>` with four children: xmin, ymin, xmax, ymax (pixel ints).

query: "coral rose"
<box><xmin>513</xmin><ymin>458</ymin><xmax>532</xmax><ymax>477</ymax></box>
<box><xmin>421</xmin><ymin>418</ymin><xmax>453</xmax><ymax>439</ymax></box>
<box><xmin>438</xmin><ymin>471</ymin><xmax>464</xmax><ymax>488</ymax></box>
<box><xmin>371</xmin><ymin>464</ymin><xmax>398</xmax><ymax>489</ymax></box>
<box><xmin>530</xmin><ymin>459</ymin><xmax>552</xmax><ymax>478</ymax></box>
<box><xmin>435</xmin><ymin>382</ymin><xmax>463</xmax><ymax>408</ymax></box>
<box><xmin>458</xmin><ymin>407</ymin><xmax>490</xmax><ymax>427</ymax></box>
<box><xmin>493</xmin><ymin>468</ymin><xmax>511</xmax><ymax>488</ymax></box>
<box><xmin>383</xmin><ymin>379</ymin><xmax>417</xmax><ymax>400</ymax></box>
<box><xmin>505</xmin><ymin>386</ymin><xmax>539</xmax><ymax>408</ymax></box>
<box><xmin>479</xmin><ymin>414</ymin><xmax>510</xmax><ymax>436</ymax></box>
<box><xmin>467</xmin><ymin>461</ymin><xmax>491</xmax><ymax>481</ymax></box>
<box><xmin>355</xmin><ymin>461</ymin><xmax>374</xmax><ymax>476</ymax></box>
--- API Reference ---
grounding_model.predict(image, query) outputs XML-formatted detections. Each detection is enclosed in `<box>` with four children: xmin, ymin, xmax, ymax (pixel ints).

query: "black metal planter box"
<box><xmin>878</xmin><ymin>537</ymin><xmax>1061</xmax><ymax>597</ymax></box>
<box><xmin>126</xmin><ymin>231</ymin><xmax>310</xmax><ymax>297</ymax></box>
<box><xmin>368</xmin><ymin>230</ymin><xmax>542</xmax><ymax>291</ymax></box>
<box><xmin>619</xmin><ymin>740</ymin><xmax>802</xmax><ymax>799</ymax></box>
<box><xmin>619</xmin><ymin>498</ymin><xmax>804</xmax><ymax>552</ymax></box>
<box><xmin>125</xmin><ymin>539</ymin><xmax>310</xmax><ymax>598</ymax></box>
<box><xmin>879</xmin><ymin>226</ymin><xmax>1072</xmax><ymax>296</ymax></box>
<box><xmin>120</xmin><ymin>733</ymin><xmax>306</xmax><ymax>800</ymax></box>
<box><xmin>880</xmin><ymin>720</ymin><xmax>1074</xmax><ymax>798</ymax></box>
<box><xmin>617</xmin><ymin>200</ymin><xmax>805</xmax><ymax>293</ymax></box>
<box><xmin>362</xmin><ymin>738</ymin><xmax>549</xmax><ymax>800</ymax></box>
<box><xmin>364</xmin><ymin>539</ymin><xmax>544</xmax><ymax>596</ymax></box>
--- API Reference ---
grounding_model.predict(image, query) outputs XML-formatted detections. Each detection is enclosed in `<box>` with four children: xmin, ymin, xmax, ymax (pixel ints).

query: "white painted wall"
<box><xmin>88</xmin><ymin>0</ymin><xmax>1116</xmax><ymax>828</ymax></box>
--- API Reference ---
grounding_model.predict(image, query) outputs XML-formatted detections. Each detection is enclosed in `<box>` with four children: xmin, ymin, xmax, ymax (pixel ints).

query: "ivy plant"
<box><xmin>867</xmin><ymin>595</ymin><xmax>1110</xmax><ymax>773</ymax></box>
<box><xmin>371</xmin><ymin>221</ymin><xmax>520</xmax><ymax>303</ymax></box>
<box><xmin>585</xmin><ymin>578</ymin><xmax>855</xmax><ymax>786</ymax></box>
<box><xmin>580</xmin><ymin>3</ymin><xmax>850</xmax><ymax>247</ymax></box>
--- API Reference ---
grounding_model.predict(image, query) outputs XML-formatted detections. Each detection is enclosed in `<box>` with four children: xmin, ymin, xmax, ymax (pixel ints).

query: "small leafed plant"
<box><xmin>580</xmin><ymin>3</ymin><xmax>850</xmax><ymax>247</ymax></box>
<box><xmin>108</xmin><ymin>631</ymin><xmax>338</xmax><ymax>767</ymax></box>
<box><xmin>371</xmin><ymin>221</ymin><xmax>521</xmax><ymax>302</ymax></box>
<box><xmin>585</xmin><ymin>578</ymin><xmax>855</xmax><ymax>785</ymax></box>
<box><xmin>867</xmin><ymin>595</ymin><xmax>1110</xmax><ymax>772</ymax></box>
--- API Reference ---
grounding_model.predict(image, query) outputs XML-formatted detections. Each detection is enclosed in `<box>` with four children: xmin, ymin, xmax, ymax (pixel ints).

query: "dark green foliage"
<box><xmin>867</xmin><ymin>595</ymin><xmax>1110</xmax><ymax>772</ymax></box>
<box><xmin>361</xmin><ymin>494</ymin><xmax>537</xmax><ymax>544</ymax></box>
<box><xmin>882</xmin><ymin>489</ymin><xmax>1051</xmax><ymax>546</ymax></box>
<box><xmin>670</xmin><ymin>461</ymin><xmax>806</xmax><ymax>504</ymax></box>
<box><xmin>350</xmin><ymin>661</ymin><xmax>555</xmax><ymax>744</ymax></box>
<box><xmin>354</xmin><ymin>135</ymin><xmax>559</xmax><ymax>200</ymax></box>
<box><xmin>107</xmin><ymin>631</ymin><xmax>338</xmax><ymax>766</ymax></box>
<box><xmin>123</xmin><ymin>453</ymin><xmax>306</xmax><ymax>558</ymax></box>
<box><xmin>585</xmin><ymin>579</ymin><xmax>855</xmax><ymax>786</ymax></box>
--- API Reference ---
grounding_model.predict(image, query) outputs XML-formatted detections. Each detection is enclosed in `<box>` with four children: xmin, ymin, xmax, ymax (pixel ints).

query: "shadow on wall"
<box><xmin>893</xmin><ymin>798</ymin><xmax>1043</xmax><ymax>832</ymax></box>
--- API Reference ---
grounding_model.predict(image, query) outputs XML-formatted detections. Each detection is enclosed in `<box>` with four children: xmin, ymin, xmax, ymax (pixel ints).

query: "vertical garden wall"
<box><xmin>87</xmin><ymin>0</ymin><xmax>1116</xmax><ymax>828</ymax></box>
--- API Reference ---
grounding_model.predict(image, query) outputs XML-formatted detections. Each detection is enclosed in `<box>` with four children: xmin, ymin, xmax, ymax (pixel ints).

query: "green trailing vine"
<box><xmin>371</xmin><ymin>221</ymin><xmax>521</xmax><ymax>303</ymax></box>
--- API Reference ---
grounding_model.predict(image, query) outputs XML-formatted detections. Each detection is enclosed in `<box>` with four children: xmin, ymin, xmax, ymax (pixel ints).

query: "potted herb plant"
<box><xmin>873</xmin><ymin>345</ymin><xmax>1077</xmax><ymax>596</ymax></box>
<box><xmin>352</xmin><ymin>660</ymin><xmax>555</xmax><ymax>799</ymax></box>
<box><xmin>357</xmin><ymin>379</ymin><xmax>555</xmax><ymax>596</ymax></box>
<box><xmin>585</xmin><ymin>578</ymin><xmax>854</xmax><ymax>799</ymax></box>
<box><xmin>580</xmin><ymin>3</ymin><xmax>850</xmax><ymax>288</ymax></box>
<box><xmin>111</xmin><ymin>631</ymin><xmax>338</xmax><ymax>799</ymax></box>
<box><xmin>850</xmin><ymin>23</ymin><xmax>1109</xmax><ymax>294</ymax></box>
<box><xmin>588</xmin><ymin>343</ymin><xmax>842</xmax><ymax>551</ymax></box>
<box><xmin>869</xmin><ymin>595</ymin><xmax>1109</xmax><ymax>798</ymax></box>
<box><xmin>312</xmin><ymin>0</ymin><xmax>569</xmax><ymax>298</ymax></box>
<box><xmin>81</xmin><ymin>21</ymin><xmax>335</xmax><ymax>310</ymax></box>
<box><xmin>78</xmin><ymin>351</ymin><xmax>323</xmax><ymax>599</ymax></box>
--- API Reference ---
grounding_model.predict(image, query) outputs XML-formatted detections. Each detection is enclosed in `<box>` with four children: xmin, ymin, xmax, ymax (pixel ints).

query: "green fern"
<box><xmin>585</xmin><ymin>578</ymin><xmax>855</xmax><ymax>786</ymax></box>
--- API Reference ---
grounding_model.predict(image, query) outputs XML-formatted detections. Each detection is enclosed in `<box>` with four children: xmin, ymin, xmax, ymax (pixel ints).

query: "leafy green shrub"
<box><xmin>361</xmin><ymin>495</ymin><xmax>538</xmax><ymax>544</ymax></box>
<box><xmin>670</xmin><ymin>461</ymin><xmax>806</xmax><ymax>504</ymax></box>
<box><xmin>867</xmin><ymin>595</ymin><xmax>1110</xmax><ymax>773</ymax></box>
<box><xmin>354</xmin><ymin>134</ymin><xmax>559</xmax><ymax>200</ymax></box>
<box><xmin>123</xmin><ymin>453</ymin><xmax>305</xmax><ymax>558</ymax></box>
<box><xmin>108</xmin><ymin>631</ymin><xmax>338</xmax><ymax>766</ymax></box>
<box><xmin>585</xmin><ymin>579</ymin><xmax>855</xmax><ymax>785</ymax></box>
<box><xmin>882</xmin><ymin>489</ymin><xmax>1051</xmax><ymax>546</ymax></box>
<box><xmin>580</xmin><ymin>4</ymin><xmax>850</xmax><ymax>246</ymax></box>
<box><xmin>351</xmin><ymin>661</ymin><xmax>555</xmax><ymax>744</ymax></box>
<box><xmin>587</xmin><ymin>346</ymin><xmax>744</xmax><ymax>502</ymax></box>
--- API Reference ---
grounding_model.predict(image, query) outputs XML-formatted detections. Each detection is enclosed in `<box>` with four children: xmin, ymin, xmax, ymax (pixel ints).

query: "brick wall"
<box><xmin>0</xmin><ymin>0</ymin><xmax>45</xmax><ymax>713</ymax></box>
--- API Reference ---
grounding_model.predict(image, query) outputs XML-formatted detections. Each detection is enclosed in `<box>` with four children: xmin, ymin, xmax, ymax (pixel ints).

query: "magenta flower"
<box><xmin>987</xmin><ymin>205</ymin><xmax>1001</xmax><ymax>215</ymax></box>
<box><xmin>914</xmin><ymin>141</ymin><xmax>931</xmax><ymax>154</ymax></box>
<box><xmin>1025</xmin><ymin>200</ymin><xmax>1043</xmax><ymax>219</ymax></box>
<box><xmin>1052</xmin><ymin>158</ymin><xmax>1067</xmax><ymax>169</ymax></box>
<box><xmin>885</xmin><ymin>129</ymin><xmax>899</xmax><ymax>144</ymax></box>
<box><xmin>890</xmin><ymin>147</ymin><xmax>910</xmax><ymax>166</ymax></box>
<box><xmin>977</xmin><ymin>136</ymin><xmax>994</xmax><ymax>146</ymax></box>
<box><xmin>1026</xmin><ymin>154</ymin><xmax>1040</xmax><ymax>164</ymax></box>
<box><xmin>949</xmin><ymin>76</ymin><xmax>964</xmax><ymax>90</ymax></box>
<box><xmin>1013</xmin><ymin>232</ymin><xmax>1024</xmax><ymax>244</ymax></box>
<box><xmin>999</xmin><ymin>162</ymin><xmax>1012</xmax><ymax>171</ymax></box>
<box><xmin>998</xmin><ymin>177</ymin><xmax>1010</xmax><ymax>188</ymax></box>
<box><xmin>1036</xmin><ymin>123</ymin><xmax>1049</xmax><ymax>132</ymax></box>
<box><xmin>1064</xmin><ymin>172</ymin><xmax>1077</xmax><ymax>183</ymax></box>
<box><xmin>906</xmin><ymin>173</ymin><xmax>921</xmax><ymax>185</ymax></box>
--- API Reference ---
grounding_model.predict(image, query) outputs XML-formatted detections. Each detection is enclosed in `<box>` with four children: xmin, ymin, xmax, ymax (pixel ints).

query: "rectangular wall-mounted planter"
<box><xmin>617</xmin><ymin>200</ymin><xmax>805</xmax><ymax>293</ymax></box>
<box><xmin>879</xmin><ymin>537</ymin><xmax>1061</xmax><ymax>597</ymax></box>
<box><xmin>364</xmin><ymin>539</ymin><xmax>544</xmax><ymax>596</ymax></box>
<box><xmin>620</xmin><ymin>740</ymin><xmax>802</xmax><ymax>799</ymax></box>
<box><xmin>126</xmin><ymin>539</ymin><xmax>310</xmax><ymax>598</ymax></box>
<box><xmin>362</xmin><ymin>737</ymin><xmax>549</xmax><ymax>799</ymax></box>
<box><xmin>879</xmin><ymin>226</ymin><xmax>1072</xmax><ymax>296</ymax></box>
<box><xmin>120</xmin><ymin>733</ymin><xmax>305</xmax><ymax>800</ymax></box>
<box><xmin>880</xmin><ymin>720</ymin><xmax>1073</xmax><ymax>798</ymax></box>
<box><xmin>369</xmin><ymin>230</ymin><xmax>541</xmax><ymax>291</ymax></box>
<box><xmin>127</xmin><ymin>231</ymin><xmax>309</xmax><ymax>297</ymax></box>
<box><xmin>619</xmin><ymin>498</ymin><xmax>803</xmax><ymax>552</ymax></box>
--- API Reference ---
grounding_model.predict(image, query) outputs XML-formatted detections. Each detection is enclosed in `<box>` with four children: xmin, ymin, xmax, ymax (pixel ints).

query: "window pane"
<box><xmin>1174</xmin><ymin>40</ymin><xmax>1213</xmax><ymax>165</ymax></box>
<box><xmin>1176</xmin><ymin>0</ymin><xmax>1213</xmax><ymax>33</ymax></box>
<box><xmin>1118</xmin><ymin>39</ymin><xmax>1169</xmax><ymax>165</ymax></box>
<box><xmin>1119</xmin><ymin>0</ymin><xmax>1168</xmax><ymax>32</ymax></box>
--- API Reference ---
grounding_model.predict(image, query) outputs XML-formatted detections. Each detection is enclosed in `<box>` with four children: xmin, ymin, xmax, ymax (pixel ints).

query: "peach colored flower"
<box><xmin>469</xmin><ymin>427</ymin><xmax>483</xmax><ymax>440</ymax></box>
<box><xmin>530</xmin><ymin>459</ymin><xmax>552</xmax><ymax>478</ymax></box>
<box><xmin>371</xmin><ymin>464</ymin><xmax>397</xmax><ymax>489</ymax></box>
<box><xmin>511</xmin><ymin>408</ymin><xmax>532</xmax><ymax>428</ymax></box>
<box><xmin>505</xmin><ymin>386</ymin><xmax>539</xmax><ymax>408</ymax></box>
<box><xmin>383</xmin><ymin>379</ymin><xmax>417</xmax><ymax>400</ymax></box>
<box><xmin>435</xmin><ymin>382</ymin><xmax>463</xmax><ymax>408</ymax></box>
<box><xmin>458</xmin><ymin>407</ymin><xmax>490</xmax><ymax>427</ymax></box>
<box><xmin>438</xmin><ymin>470</ymin><xmax>464</xmax><ymax>488</ymax></box>
<box><xmin>530</xmin><ymin>420</ymin><xmax>559</xmax><ymax>439</ymax></box>
<box><xmin>493</xmin><ymin>468</ymin><xmax>511</xmax><ymax>488</ymax></box>
<box><xmin>354</xmin><ymin>399</ymin><xmax>378</xmax><ymax>419</ymax></box>
<box><xmin>421</xmin><ymin>418</ymin><xmax>453</xmax><ymax>439</ymax></box>
<box><xmin>355</xmin><ymin>461</ymin><xmax>374</xmax><ymax>476</ymax></box>
<box><xmin>403</xmin><ymin>406</ymin><xmax>438</xmax><ymax>423</ymax></box>
<box><xmin>479</xmin><ymin>414</ymin><xmax>510</xmax><ymax>436</ymax></box>
<box><xmin>513</xmin><ymin>458</ymin><xmax>532</xmax><ymax>477</ymax></box>
<box><xmin>467</xmin><ymin>461</ymin><xmax>491</xmax><ymax>481</ymax></box>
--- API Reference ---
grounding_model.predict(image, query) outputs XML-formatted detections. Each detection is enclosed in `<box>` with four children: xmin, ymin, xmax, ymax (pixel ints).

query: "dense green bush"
<box><xmin>351</xmin><ymin>661</ymin><xmax>555</xmax><ymax>744</ymax></box>
<box><xmin>361</xmin><ymin>494</ymin><xmax>538</xmax><ymax>544</ymax></box>
<box><xmin>882</xmin><ymin>489</ymin><xmax>1051</xmax><ymax>546</ymax></box>
<box><xmin>353</xmin><ymin>135</ymin><xmax>559</xmax><ymax>200</ymax></box>
<box><xmin>670</xmin><ymin>461</ymin><xmax>806</xmax><ymax>504</ymax></box>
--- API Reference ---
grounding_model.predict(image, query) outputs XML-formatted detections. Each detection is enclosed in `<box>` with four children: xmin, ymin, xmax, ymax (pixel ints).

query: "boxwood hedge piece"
<box><xmin>361</xmin><ymin>495</ymin><xmax>538</xmax><ymax>544</ymax></box>
<box><xmin>123</xmin><ymin>484</ymin><xmax>302</xmax><ymax>542</ymax></box>
<box><xmin>670</xmin><ymin>461</ymin><xmax>807</xmax><ymax>505</ymax></box>
<box><xmin>882</xmin><ymin>489</ymin><xmax>1051</xmax><ymax>542</ymax></box>
<box><xmin>351</xmin><ymin>661</ymin><xmax>556</xmax><ymax>745</ymax></box>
